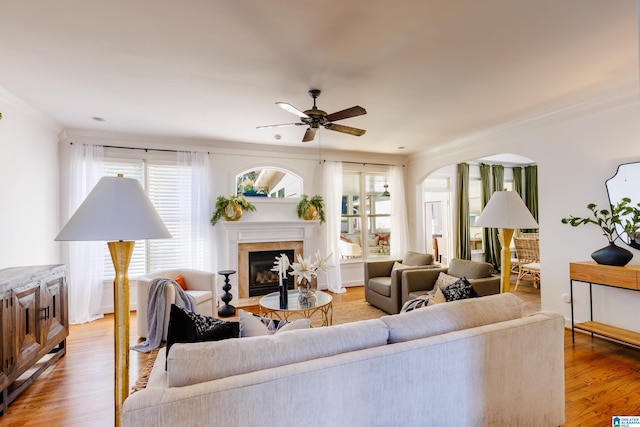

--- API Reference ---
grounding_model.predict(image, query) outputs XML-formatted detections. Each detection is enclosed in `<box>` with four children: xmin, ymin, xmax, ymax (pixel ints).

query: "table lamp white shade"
<box><xmin>56</xmin><ymin>176</ymin><xmax>171</xmax><ymax>241</ymax></box>
<box><xmin>474</xmin><ymin>190</ymin><xmax>538</xmax><ymax>229</ymax></box>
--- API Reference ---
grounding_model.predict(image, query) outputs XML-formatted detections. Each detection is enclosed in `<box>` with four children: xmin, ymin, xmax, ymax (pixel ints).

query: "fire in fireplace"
<box><xmin>248</xmin><ymin>249</ymin><xmax>295</xmax><ymax>297</ymax></box>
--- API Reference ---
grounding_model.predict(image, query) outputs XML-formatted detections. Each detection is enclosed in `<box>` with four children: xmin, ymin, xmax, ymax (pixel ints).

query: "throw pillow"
<box><xmin>174</xmin><ymin>275</ymin><xmax>187</xmax><ymax>291</ymax></box>
<box><xmin>400</xmin><ymin>295</ymin><xmax>431</xmax><ymax>312</ymax></box>
<box><xmin>431</xmin><ymin>286</ymin><xmax>447</xmax><ymax>304</ymax></box>
<box><xmin>434</xmin><ymin>272</ymin><xmax>459</xmax><ymax>290</ymax></box>
<box><xmin>166</xmin><ymin>305</ymin><xmax>239</xmax><ymax>367</ymax></box>
<box><xmin>400</xmin><ymin>287</ymin><xmax>447</xmax><ymax>313</ymax></box>
<box><xmin>239</xmin><ymin>310</ymin><xmax>310</xmax><ymax>337</ymax></box>
<box><xmin>340</xmin><ymin>235</ymin><xmax>352</xmax><ymax>243</ymax></box>
<box><xmin>440</xmin><ymin>277</ymin><xmax>475</xmax><ymax>302</ymax></box>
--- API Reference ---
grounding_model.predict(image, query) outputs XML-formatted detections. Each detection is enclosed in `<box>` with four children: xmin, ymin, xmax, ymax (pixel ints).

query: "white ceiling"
<box><xmin>0</xmin><ymin>0</ymin><xmax>637</xmax><ymax>155</ymax></box>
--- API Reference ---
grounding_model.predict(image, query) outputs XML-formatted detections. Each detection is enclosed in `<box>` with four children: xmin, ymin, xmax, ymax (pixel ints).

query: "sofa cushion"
<box><xmin>447</xmin><ymin>258</ymin><xmax>493</xmax><ymax>279</ymax></box>
<box><xmin>368</xmin><ymin>277</ymin><xmax>392</xmax><ymax>297</ymax></box>
<box><xmin>167</xmin><ymin>318</ymin><xmax>390</xmax><ymax>387</ymax></box>
<box><xmin>381</xmin><ymin>293</ymin><xmax>524</xmax><ymax>344</ymax></box>
<box><xmin>402</xmin><ymin>251</ymin><xmax>433</xmax><ymax>266</ymax></box>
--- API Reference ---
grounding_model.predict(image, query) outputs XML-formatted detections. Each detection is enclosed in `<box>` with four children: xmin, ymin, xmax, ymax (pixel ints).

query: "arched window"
<box><xmin>235</xmin><ymin>167</ymin><xmax>302</xmax><ymax>198</ymax></box>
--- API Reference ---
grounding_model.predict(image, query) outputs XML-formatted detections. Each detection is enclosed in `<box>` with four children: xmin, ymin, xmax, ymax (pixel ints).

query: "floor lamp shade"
<box><xmin>474</xmin><ymin>190</ymin><xmax>538</xmax><ymax>294</ymax></box>
<box><xmin>474</xmin><ymin>190</ymin><xmax>538</xmax><ymax>229</ymax></box>
<box><xmin>56</xmin><ymin>176</ymin><xmax>171</xmax><ymax>241</ymax></box>
<box><xmin>55</xmin><ymin>175</ymin><xmax>170</xmax><ymax>426</ymax></box>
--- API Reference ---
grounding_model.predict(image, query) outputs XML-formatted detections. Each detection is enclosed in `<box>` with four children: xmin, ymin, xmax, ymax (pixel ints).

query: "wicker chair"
<box><xmin>513</xmin><ymin>237</ymin><xmax>540</xmax><ymax>289</ymax></box>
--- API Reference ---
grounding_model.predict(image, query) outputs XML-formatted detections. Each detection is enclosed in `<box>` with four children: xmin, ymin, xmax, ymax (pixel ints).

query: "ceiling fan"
<box><xmin>257</xmin><ymin>89</ymin><xmax>367</xmax><ymax>142</ymax></box>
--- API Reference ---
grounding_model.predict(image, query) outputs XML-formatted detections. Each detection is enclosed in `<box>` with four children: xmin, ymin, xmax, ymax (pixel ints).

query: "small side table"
<box><xmin>218</xmin><ymin>270</ymin><xmax>236</xmax><ymax>317</ymax></box>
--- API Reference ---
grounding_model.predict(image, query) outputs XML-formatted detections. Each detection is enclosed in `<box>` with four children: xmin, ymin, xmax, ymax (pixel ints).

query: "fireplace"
<box><xmin>237</xmin><ymin>240</ymin><xmax>304</xmax><ymax>298</ymax></box>
<box><xmin>221</xmin><ymin>220</ymin><xmax>319</xmax><ymax>302</ymax></box>
<box><xmin>248</xmin><ymin>249</ymin><xmax>295</xmax><ymax>297</ymax></box>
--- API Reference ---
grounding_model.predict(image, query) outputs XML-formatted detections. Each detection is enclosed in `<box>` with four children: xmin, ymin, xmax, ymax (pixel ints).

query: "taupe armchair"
<box><xmin>401</xmin><ymin>258</ymin><xmax>500</xmax><ymax>305</ymax></box>
<box><xmin>364</xmin><ymin>251</ymin><xmax>442</xmax><ymax>314</ymax></box>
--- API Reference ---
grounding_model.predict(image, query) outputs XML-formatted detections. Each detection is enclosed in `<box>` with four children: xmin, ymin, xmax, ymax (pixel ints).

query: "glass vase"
<box><xmin>296</xmin><ymin>275</ymin><xmax>317</xmax><ymax>297</ymax></box>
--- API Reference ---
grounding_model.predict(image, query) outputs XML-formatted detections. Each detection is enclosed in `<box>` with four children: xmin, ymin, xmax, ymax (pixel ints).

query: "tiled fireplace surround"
<box><xmin>221</xmin><ymin>220</ymin><xmax>319</xmax><ymax>304</ymax></box>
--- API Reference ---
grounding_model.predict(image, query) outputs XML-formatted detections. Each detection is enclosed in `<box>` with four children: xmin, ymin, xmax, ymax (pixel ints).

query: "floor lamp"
<box><xmin>56</xmin><ymin>175</ymin><xmax>170</xmax><ymax>426</ymax></box>
<box><xmin>474</xmin><ymin>190</ymin><xmax>538</xmax><ymax>293</ymax></box>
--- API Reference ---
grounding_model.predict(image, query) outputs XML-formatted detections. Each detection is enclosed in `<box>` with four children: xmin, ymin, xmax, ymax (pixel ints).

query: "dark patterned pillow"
<box><xmin>166</xmin><ymin>305</ymin><xmax>239</xmax><ymax>369</ymax></box>
<box><xmin>440</xmin><ymin>277</ymin><xmax>475</xmax><ymax>302</ymax></box>
<box><xmin>183</xmin><ymin>309</ymin><xmax>224</xmax><ymax>335</ymax></box>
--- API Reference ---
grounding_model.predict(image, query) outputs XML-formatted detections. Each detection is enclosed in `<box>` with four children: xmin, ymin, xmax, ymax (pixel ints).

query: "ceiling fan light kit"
<box><xmin>258</xmin><ymin>89</ymin><xmax>367</xmax><ymax>143</ymax></box>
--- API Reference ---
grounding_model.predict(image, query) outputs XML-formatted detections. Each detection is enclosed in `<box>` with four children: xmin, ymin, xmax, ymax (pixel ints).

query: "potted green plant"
<box><xmin>210</xmin><ymin>194</ymin><xmax>257</xmax><ymax>226</ymax></box>
<box><xmin>561</xmin><ymin>197</ymin><xmax>637</xmax><ymax>266</ymax></box>
<box><xmin>296</xmin><ymin>194</ymin><xmax>326</xmax><ymax>223</ymax></box>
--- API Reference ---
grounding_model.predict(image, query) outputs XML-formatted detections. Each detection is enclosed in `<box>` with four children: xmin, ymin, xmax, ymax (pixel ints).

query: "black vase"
<box><xmin>591</xmin><ymin>242</ymin><xmax>633</xmax><ymax>266</ymax></box>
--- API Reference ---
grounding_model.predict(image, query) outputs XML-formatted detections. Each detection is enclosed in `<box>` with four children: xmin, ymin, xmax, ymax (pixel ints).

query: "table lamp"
<box><xmin>56</xmin><ymin>174</ymin><xmax>171</xmax><ymax>426</ymax></box>
<box><xmin>474</xmin><ymin>190</ymin><xmax>538</xmax><ymax>293</ymax></box>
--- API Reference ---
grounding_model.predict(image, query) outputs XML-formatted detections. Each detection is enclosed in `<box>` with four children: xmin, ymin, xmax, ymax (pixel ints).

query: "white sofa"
<box><xmin>122</xmin><ymin>293</ymin><xmax>565</xmax><ymax>426</ymax></box>
<box><xmin>136</xmin><ymin>268</ymin><xmax>216</xmax><ymax>341</ymax></box>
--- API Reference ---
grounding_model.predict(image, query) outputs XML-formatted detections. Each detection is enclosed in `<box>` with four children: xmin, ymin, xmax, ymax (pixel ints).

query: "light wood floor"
<box><xmin>3</xmin><ymin>282</ymin><xmax>640</xmax><ymax>426</ymax></box>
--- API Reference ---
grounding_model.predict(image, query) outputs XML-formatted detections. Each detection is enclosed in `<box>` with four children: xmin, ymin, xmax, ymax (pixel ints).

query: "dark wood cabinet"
<box><xmin>0</xmin><ymin>265</ymin><xmax>68</xmax><ymax>415</ymax></box>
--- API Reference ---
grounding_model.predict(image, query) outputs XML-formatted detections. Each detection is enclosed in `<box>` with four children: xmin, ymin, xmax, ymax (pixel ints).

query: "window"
<box><xmin>235</xmin><ymin>167</ymin><xmax>301</xmax><ymax>198</ymax></box>
<box><xmin>102</xmin><ymin>158</ymin><xmax>201</xmax><ymax>279</ymax></box>
<box><xmin>341</xmin><ymin>172</ymin><xmax>391</xmax><ymax>260</ymax></box>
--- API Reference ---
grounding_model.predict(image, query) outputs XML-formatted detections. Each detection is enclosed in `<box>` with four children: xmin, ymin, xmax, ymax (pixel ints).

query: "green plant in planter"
<box><xmin>561</xmin><ymin>197</ymin><xmax>637</xmax><ymax>243</ymax></box>
<box><xmin>210</xmin><ymin>194</ymin><xmax>257</xmax><ymax>226</ymax></box>
<box><xmin>296</xmin><ymin>194</ymin><xmax>326</xmax><ymax>223</ymax></box>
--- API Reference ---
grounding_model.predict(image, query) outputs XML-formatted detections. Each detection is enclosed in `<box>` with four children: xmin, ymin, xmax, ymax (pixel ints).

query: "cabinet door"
<box><xmin>12</xmin><ymin>283</ymin><xmax>43</xmax><ymax>372</ymax></box>
<box><xmin>42</xmin><ymin>275</ymin><xmax>68</xmax><ymax>348</ymax></box>
<box><xmin>0</xmin><ymin>292</ymin><xmax>12</xmax><ymax>389</ymax></box>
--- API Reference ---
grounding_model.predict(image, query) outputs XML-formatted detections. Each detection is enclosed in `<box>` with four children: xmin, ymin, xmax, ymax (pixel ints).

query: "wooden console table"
<box><xmin>569</xmin><ymin>261</ymin><xmax>640</xmax><ymax>347</ymax></box>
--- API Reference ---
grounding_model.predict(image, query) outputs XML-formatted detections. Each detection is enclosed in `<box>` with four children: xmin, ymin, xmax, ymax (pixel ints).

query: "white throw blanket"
<box><xmin>132</xmin><ymin>278</ymin><xmax>196</xmax><ymax>353</ymax></box>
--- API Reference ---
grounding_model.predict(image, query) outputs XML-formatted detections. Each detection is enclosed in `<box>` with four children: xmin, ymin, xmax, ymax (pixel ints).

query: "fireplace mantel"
<box><xmin>220</xmin><ymin>220</ymin><xmax>320</xmax><ymax>304</ymax></box>
<box><xmin>222</xmin><ymin>220</ymin><xmax>320</xmax><ymax>244</ymax></box>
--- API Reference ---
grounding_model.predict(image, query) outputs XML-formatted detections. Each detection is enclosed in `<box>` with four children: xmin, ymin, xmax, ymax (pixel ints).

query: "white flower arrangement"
<box><xmin>290</xmin><ymin>250</ymin><xmax>332</xmax><ymax>284</ymax></box>
<box><xmin>272</xmin><ymin>250</ymin><xmax>332</xmax><ymax>285</ymax></box>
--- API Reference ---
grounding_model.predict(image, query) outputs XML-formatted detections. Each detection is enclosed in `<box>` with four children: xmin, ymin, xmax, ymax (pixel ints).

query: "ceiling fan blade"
<box><xmin>302</xmin><ymin>127</ymin><xmax>317</xmax><ymax>142</ymax></box>
<box><xmin>325</xmin><ymin>123</ymin><xmax>366</xmax><ymax>137</ymax></box>
<box><xmin>256</xmin><ymin>122</ymin><xmax>303</xmax><ymax>129</ymax></box>
<box><xmin>324</xmin><ymin>106</ymin><xmax>367</xmax><ymax>122</ymax></box>
<box><xmin>276</xmin><ymin>102</ymin><xmax>310</xmax><ymax>118</ymax></box>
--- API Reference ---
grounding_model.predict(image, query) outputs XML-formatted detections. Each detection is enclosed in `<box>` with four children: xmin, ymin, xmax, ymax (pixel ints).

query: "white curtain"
<box><xmin>178</xmin><ymin>151</ymin><xmax>212</xmax><ymax>271</ymax></box>
<box><xmin>323</xmin><ymin>161</ymin><xmax>345</xmax><ymax>293</ymax></box>
<box><xmin>67</xmin><ymin>143</ymin><xmax>105</xmax><ymax>324</ymax></box>
<box><xmin>390</xmin><ymin>165</ymin><xmax>410</xmax><ymax>259</ymax></box>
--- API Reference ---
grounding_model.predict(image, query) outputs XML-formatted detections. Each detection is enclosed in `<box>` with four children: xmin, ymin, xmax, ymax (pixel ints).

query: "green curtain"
<box><xmin>513</xmin><ymin>166</ymin><xmax>523</xmax><ymax>197</ymax></box>
<box><xmin>479</xmin><ymin>164</ymin><xmax>496</xmax><ymax>266</ymax></box>
<box><xmin>525</xmin><ymin>165</ymin><xmax>539</xmax><ymax>231</ymax></box>
<box><xmin>456</xmin><ymin>163</ymin><xmax>471</xmax><ymax>260</ymax></box>
<box><xmin>490</xmin><ymin>165</ymin><xmax>504</xmax><ymax>270</ymax></box>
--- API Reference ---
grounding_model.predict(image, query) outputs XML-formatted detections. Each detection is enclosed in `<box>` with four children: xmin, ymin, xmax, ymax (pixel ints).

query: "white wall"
<box><xmin>0</xmin><ymin>88</ymin><xmax>62</xmax><ymax>268</ymax></box>
<box><xmin>60</xmin><ymin>129</ymin><xmax>405</xmax><ymax>309</ymax></box>
<box><xmin>406</xmin><ymin>82</ymin><xmax>640</xmax><ymax>331</ymax></box>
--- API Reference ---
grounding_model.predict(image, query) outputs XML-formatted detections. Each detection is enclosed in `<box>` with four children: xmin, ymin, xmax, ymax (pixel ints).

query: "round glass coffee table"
<box><xmin>259</xmin><ymin>290</ymin><xmax>333</xmax><ymax>326</ymax></box>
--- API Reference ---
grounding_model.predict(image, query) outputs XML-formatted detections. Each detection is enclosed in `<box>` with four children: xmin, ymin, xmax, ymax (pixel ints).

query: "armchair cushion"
<box><xmin>402</xmin><ymin>251</ymin><xmax>433</xmax><ymax>266</ymax></box>
<box><xmin>447</xmin><ymin>258</ymin><xmax>493</xmax><ymax>279</ymax></box>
